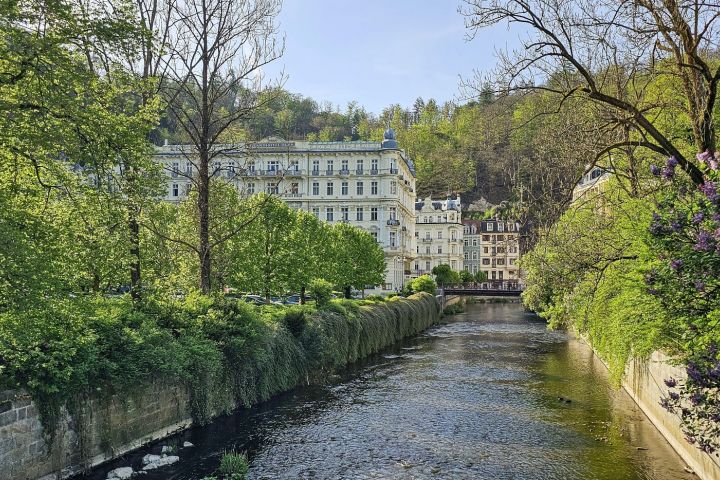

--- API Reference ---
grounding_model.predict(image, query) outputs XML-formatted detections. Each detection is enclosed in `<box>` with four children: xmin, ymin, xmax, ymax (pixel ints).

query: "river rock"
<box><xmin>142</xmin><ymin>455</ymin><xmax>179</xmax><ymax>470</ymax></box>
<box><xmin>161</xmin><ymin>445</ymin><xmax>174</xmax><ymax>454</ymax></box>
<box><xmin>142</xmin><ymin>454</ymin><xmax>162</xmax><ymax>465</ymax></box>
<box><xmin>183</xmin><ymin>441</ymin><xmax>194</xmax><ymax>448</ymax></box>
<box><xmin>106</xmin><ymin>467</ymin><xmax>134</xmax><ymax>480</ymax></box>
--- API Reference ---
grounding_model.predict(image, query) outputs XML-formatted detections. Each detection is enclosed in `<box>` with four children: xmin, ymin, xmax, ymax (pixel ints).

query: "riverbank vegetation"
<box><xmin>464</xmin><ymin>0</ymin><xmax>720</xmax><ymax>454</ymax></box>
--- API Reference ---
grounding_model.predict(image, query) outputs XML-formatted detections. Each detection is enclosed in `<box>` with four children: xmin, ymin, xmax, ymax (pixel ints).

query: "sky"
<box><xmin>264</xmin><ymin>0</ymin><xmax>526</xmax><ymax>115</ymax></box>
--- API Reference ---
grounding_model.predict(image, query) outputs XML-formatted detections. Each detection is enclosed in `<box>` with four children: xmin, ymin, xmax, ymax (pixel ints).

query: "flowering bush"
<box><xmin>648</xmin><ymin>152</ymin><xmax>720</xmax><ymax>454</ymax></box>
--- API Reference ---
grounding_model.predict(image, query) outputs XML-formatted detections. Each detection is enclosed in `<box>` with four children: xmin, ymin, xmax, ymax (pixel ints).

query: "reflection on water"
<box><xmin>78</xmin><ymin>304</ymin><xmax>693</xmax><ymax>480</ymax></box>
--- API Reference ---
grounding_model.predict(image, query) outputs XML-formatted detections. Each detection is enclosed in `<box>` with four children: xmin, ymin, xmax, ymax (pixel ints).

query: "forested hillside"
<box><xmin>158</xmin><ymin>87</ymin><xmax>588</xmax><ymax>244</ymax></box>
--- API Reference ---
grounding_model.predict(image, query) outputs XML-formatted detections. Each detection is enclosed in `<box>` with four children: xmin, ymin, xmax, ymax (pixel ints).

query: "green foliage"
<box><xmin>458</xmin><ymin>270</ymin><xmax>474</xmax><ymax>284</ymax></box>
<box><xmin>443</xmin><ymin>303</ymin><xmax>465</xmax><ymax>315</ymax></box>
<box><xmin>431</xmin><ymin>264</ymin><xmax>460</xmax><ymax>286</ymax></box>
<box><xmin>308</xmin><ymin>278</ymin><xmax>333</xmax><ymax>306</ymax></box>
<box><xmin>218</xmin><ymin>451</ymin><xmax>249</xmax><ymax>479</ymax></box>
<box><xmin>411</xmin><ymin>275</ymin><xmax>437</xmax><ymax>295</ymax></box>
<box><xmin>364</xmin><ymin>294</ymin><xmax>386</xmax><ymax>302</ymax></box>
<box><xmin>328</xmin><ymin>222</ymin><xmax>386</xmax><ymax>294</ymax></box>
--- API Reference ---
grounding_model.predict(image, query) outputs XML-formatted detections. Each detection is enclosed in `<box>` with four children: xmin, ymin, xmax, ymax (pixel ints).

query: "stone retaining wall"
<box><xmin>622</xmin><ymin>352</ymin><xmax>720</xmax><ymax>480</ymax></box>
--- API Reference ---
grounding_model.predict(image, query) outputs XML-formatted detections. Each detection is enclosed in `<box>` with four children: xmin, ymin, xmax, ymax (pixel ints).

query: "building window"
<box><xmin>312</xmin><ymin>182</ymin><xmax>319</xmax><ymax>195</ymax></box>
<box><xmin>312</xmin><ymin>160</ymin><xmax>320</xmax><ymax>174</ymax></box>
<box><xmin>356</xmin><ymin>207</ymin><xmax>364</xmax><ymax>221</ymax></box>
<box><xmin>482</xmin><ymin>235</ymin><xmax>490</xmax><ymax>241</ymax></box>
<box><xmin>326</xmin><ymin>207</ymin><xmax>334</xmax><ymax>222</ymax></box>
<box><xmin>185</xmin><ymin>162</ymin><xmax>193</xmax><ymax>174</ymax></box>
<box><xmin>290</xmin><ymin>160</ymin><xmax>299</xmax><ymax>172</ymax></box>
<box><xmin>487</xmin><ymin>223</ymin><xmax>494</xmax><ymax>231</ymax></box>
<box><xmin>389</xmin><ymin>207</ymin><xmax>397</xmax><ymax>221</ymax></box>
<box><xmin>341</xmin><ymin>207</ymin><xmax>349</xmax><ymax>221</ymax></box>
<box><xmin>390</xmin><ymin>232</ymin><xmax>397</xmax><ymax>247</ymax></box>
<box><xmin>248</xmin><ymin>161</ymin><xmax>255</xmax><ymax>172</ymax></box>
<box><xmin>341</xmin><ymin>181</ymin><xmax>348</xmax><ymax>195</ymax></box>
<box><xmin>425</xmin><ymin>247</ymin><xmax>431</xmax><ymax>254</ymax></box>
<box><xmin>483</xmin><ymin>259</ymin><xmax>490</xmax><ymax>265</ymax></box>
<box><xmin>356</xmin><ymin>181</ymin><xmax>364</xmax><ymax>195</ymax></box>
<box><xmin>247</xmin><ymin>182</ymin><xmax>255</xmax><ymax>194</ymax></box>
<box><xmin>497</xmin><ymin>258</ymin><xmax>506</xmax><ymax>265</ymax></box>
<box><xmin>472</xmin><ymin>252</ymin><xmax>478</xmax><ymax>260</ymax></box>
<box><xmin>171</xmin><ymin>162</ymin><xmax>179</xmax><ymax>178</ymax></box>
<box><xmin>371</xmin><ymin>181</ymin><xmax>378</xmax><ymax>195</ymax></box>
<box><xmin>437</xmin><ymin>231</ymin><xmax>443</xmax><ymax>239</ymax></box>
<box><xmin>472</xmin><ymin>239</ymin><xmax>478</xmax><ymax>247</ymax></box>
<box><xmin>390</xmin><ymin>181</ymin><xmax>397</xmax><ymax>194</ymax></box>
<box><xmin>498</xmin><ymin>223</ymin><xmax>504</xmax><ymax>232</ymax></box>
<box><xmin>464</xmin><ymin>252</ymin><xmax>469</xmax><ymax>260</ymax></box>
<box><xmin>312</xmin><ymin>207</ymin><xmax>320</xmax><ymax>218</ymax></box>
<box><xmin>172</xmin><ymin>184</ymin><xmax>179</xmax><ymax>197</ymax></box>
<box><xmin>341</xmin><ymin>159</ymin><xmax>349</xmax><ymax>172</ymax></box>
<box><xmin>371</xmin><ymin>159</ymin><xmax>378</xmax><ymax>172</ymax></box>
<box><xmin>326</xmin><ymin>159</ymin><xmax>334</xmax><ymax>173</ymax></box>
<box><xmin>356</xmin><ymin>159</ymin><xmax>364</xmax><ymax>173</ymax></box>
<box><xmin>371</xmin><ymin>207</ymin><xmax>378</xmax><ymax>221</ymax></box>
<box><xmin>371</xmin><ymin>231</ymin><xmax>379</xmax><ymax>241</ymax></box>
<box><xmin>438</xmin><ymin>246</ymin><xmax>443</xmax><ymax>254</ymax></box>
<box><xmin>268</xmin><ymin>160</ymin><xmax>279</xmax><ymax>172</ymax></box>
<box><xmin>464</xmin><ymin>239</ymin><xmax>469</xmax><ymax>246</ymax></box>
<box><xmin>266</xmin><ymin>182</ymin><xmax>278</xmax><ymax>194</ymax></box>
<box><xmin>327</xmin><ymin>182</ymin><xmax>334</xmax><ymax>195</ymax></box>
<box><xmin>425</xmin><ymin>261</ymin><xmax>431</xmax><ymax>271</ymax></box>
<box><xmin>291</xmin><ymin>182</ymin><xmax>299</xmax><ymax>194</ymax></box>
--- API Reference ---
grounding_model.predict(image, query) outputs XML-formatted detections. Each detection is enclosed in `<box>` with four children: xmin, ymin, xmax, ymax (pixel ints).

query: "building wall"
<box><xmin>155</xmin><ymin>139</ymin><xmax>417</xmax><ymax>291</ymax></box>
<box><xmin>412</xmin><ymin>197</ymin><xmax>464</xmax><ymax>276</ymax></box>
<box><xmin>463</xmin><ymin>219</ymin><xmax>521</xmax><ymax>283</ymax></box>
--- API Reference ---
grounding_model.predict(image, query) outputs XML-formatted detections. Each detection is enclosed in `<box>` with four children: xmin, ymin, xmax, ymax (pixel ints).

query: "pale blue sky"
<box><xmin>265</xmin><ymin>0</ymin><xmax>525</xmax><ymax>114</ymax></box>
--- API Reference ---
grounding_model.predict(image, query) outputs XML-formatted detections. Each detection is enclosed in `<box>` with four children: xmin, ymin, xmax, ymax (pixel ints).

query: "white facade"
<box><xmin>155</xmin><ymin>131</ymin><xmax>416</xmax><ymax>292</ymax></box>
<box><xmin>412</xmin><ymin>196</ymin><xmax>464</xmax><ymax>276</ymax></box>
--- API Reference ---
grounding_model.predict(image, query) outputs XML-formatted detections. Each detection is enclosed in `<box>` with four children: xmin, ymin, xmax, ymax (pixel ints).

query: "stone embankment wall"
<box><xmin>622</xmin><ymin>352</ymin><xmax>720</xmax><ymax>480</ymax></box>
<box><xmin>0</xmin><ymin>294</ymin><xmax>441</xmax><ymax>480</ymax></box>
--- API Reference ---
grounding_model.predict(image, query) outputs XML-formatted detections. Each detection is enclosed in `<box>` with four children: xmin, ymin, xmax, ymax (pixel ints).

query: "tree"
<box><xmin>162</xmin><ymin>0</ymin><xmax>283</xmax><ymax>293</ymax></box>
<box><xmin>461</xmin><ymin>0</ymin><xmax>720</xmax><ymax>186</ymax></box>
<box><xmin>474</xmin><ymin>270</ymin><xmax>488</xmax><ymax>282</ymax></box>
<box><xmin>329</xmin><ymin>223</ymin><xmax>386</xmax><ymax>298</ymax></box>
<box><xmin>459</xmin><ymin>270</ymin><xmax>475</xmax><ymax>284</ymax></box>
<box><xmin>286</xmin><ymin>210</ymin><xmax>332</xmax><ymax>303</ymax></box>
<box><xmin>431</xmin><ymin>264</ymin><xmax>461</xmax><ymax>286</ymax></box>
<box><xmin>411</xmin><ymin>275</ymin><xmax>437</xmax><ymax>295</ymax></box>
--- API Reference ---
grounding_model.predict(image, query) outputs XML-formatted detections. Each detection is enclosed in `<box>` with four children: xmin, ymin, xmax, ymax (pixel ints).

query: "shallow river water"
<box><xmin>80</xmin><ymin>303</ymin><xmax>695</xmax><ymax>480</ymax></box>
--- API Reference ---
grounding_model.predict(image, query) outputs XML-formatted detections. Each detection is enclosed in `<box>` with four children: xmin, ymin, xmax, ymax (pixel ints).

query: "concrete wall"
<box><xmin>0</xmin><ymin>384</ymin><xmax>191</xmax><ymax>480</ymax></box>
<box><xmin>622</xmin><ymin>352</ymin><xmax>720</xmax><ymax>480</ymax></box>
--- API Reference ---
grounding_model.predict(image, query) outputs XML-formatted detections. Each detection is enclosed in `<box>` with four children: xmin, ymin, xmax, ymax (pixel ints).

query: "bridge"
<box><xmin>440</xmin><ymin>281</ymin><xmax>524</xmax><ymax>297</ymax></box>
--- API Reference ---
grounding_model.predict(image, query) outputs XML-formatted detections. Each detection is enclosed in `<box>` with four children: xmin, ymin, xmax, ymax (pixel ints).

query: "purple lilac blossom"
<box><xmin>695</xmin><ymin>280</ymin><xmax>706</xmax><ymax>292</ymax></box>
<box><xmin>670</xmin><ymin>259</ymin><xmax>683</xmax><ymax>270</ymax></box>
<box><xmin>700</xmin><ymin>181</ymin><xmax>720</xmax><ymax>203</ymax></box>
<box><xmin>694</xmin><ymin>231</ymin><xmax>713</xmax><ymax>251</ymax></box>
<box><xmin>667</xmin><ymin>156</ymin><xmax>679</xmax><ymax>168</ymax></box>
<box><xmin>661</xmin><ymin>167</ymin><xmax>674</xmax><ymax>180</ymax></box>
<box><xmin>697</xmin><ymin>151</ymin><xmax>712</xmax><ymax>163</ymax></box>
<box><xmin>693</xmin><ymin>212</ymin><xmax>705</xmax><ymax>224</ymax></box>
<box><xmin>664</xmin><ymin>377</ymin><xmax>677</xmax><ymax>388</ymax></box>
<box><xmin>650</xmin><ymin>164</ymin><xmax>661</xmax><ymax>176</ymax></box>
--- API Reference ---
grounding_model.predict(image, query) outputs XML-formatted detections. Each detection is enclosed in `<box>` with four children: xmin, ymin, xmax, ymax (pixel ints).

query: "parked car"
<box><xmin>284</xmin><ymin>294</ymin><xmax>302</xmax><ymax>305</ymax></box>
<box><xmin>241</xmin><ymin>294</ymin><xmax>265</xmax><ymax>305</ymax></box>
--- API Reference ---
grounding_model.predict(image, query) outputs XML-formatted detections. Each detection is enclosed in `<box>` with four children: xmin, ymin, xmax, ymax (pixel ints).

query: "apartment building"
<box><xmin>572</xmin><ymin>165</ymin><xmax>611</xmax><ymax>203</ymax></box>
<box><xmin>155</xmin><ymin>129</ymin><xmax>417</xmax><ymax>291</ymax></box>
<box><xmin>462</xmin><ymin>219</ymin><xmax>521</xmax><ymax>283</ymax></box>
<box><xmin>412</xmin><ymin>196</ymin><xmax>464</xmax><ymax>276</ymax></box>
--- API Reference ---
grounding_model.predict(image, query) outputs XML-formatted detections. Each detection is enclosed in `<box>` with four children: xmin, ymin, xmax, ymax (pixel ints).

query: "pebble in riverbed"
<box><xmin>142</xmin><ymin>453</ymin><xmax>180</xmax><ymax>470</ymax></box>
<box><xmin>106</xmin><ymin>467</ymin><xmax>134</xmax><ymax>479</ymax></box>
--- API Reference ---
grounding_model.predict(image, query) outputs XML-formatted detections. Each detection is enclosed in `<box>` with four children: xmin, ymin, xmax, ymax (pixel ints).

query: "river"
<box><xmin>81</xmin><ymin>303</ymin><xmax>695</xmax><ymax>480</ymax></box>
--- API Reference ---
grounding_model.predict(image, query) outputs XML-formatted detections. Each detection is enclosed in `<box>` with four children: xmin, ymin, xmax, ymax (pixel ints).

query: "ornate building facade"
<box><xmin>462</xmin><ymin>219</ymin><xmax>521</xmax><ymax>283</ymax></box>
<box><xmin>155</xmin><ymin>130</ymin><xmax>416</xmax><ymax>292</ymax></box>
<box><xmin>412</xmin><ymin>197</ymin><xmax>464</xmax><ymax>276</ymax></box>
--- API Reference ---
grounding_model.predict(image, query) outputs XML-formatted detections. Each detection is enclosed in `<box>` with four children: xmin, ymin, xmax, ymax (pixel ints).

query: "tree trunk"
<box><xmin>300</xmin><ymin>285</ymin><xmax>306</xmax><ymax>304</ymax></box>
<box><xmin>344</xmin><ymin>285</ymin><xmax>351</xmax><ymax>299</ymax></box>
<box><xmin>129</xmin><ymin>214</ymin><xmax>142</xmax><ymax>300</ymax></box>
<box><xmin>198</xmin><ymin>150</ymin><xmax>211</xmax><ymax>294</ymax></box>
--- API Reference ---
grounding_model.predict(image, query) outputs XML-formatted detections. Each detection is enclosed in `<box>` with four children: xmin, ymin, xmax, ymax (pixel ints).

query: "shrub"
<box><xmin>411</xmin><ymin>275</ymin><xmax>436</xmax><ymax>295</ymax></box>
<box><xmin>364</xmin><ymin>294</ymin><xmax>385</xmax><ymax>302</ymax></box>
<box><xmin>280</xmin><ymin>307</ymin><xmax>308</xmax><ymax>336</ymax></box>
<box><xmin>308</xmin><ymin>278</ymin><xmax>333</xmax><ymax>306</ymax></box>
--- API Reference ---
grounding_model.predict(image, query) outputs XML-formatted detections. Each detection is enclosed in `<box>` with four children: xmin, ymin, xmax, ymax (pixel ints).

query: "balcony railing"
<box><xmin>311</xmin><ymin>169</ymin><xmax>320</xmax><ymax>175</ymax></box>
<box><xmin>283</xmin><ymin>193</ymin><xmax>303</xmax><ymax>198</ymax></box>
<box><xmin>390</xmin><ymin>168</ymin><xmax>398</xmax><ymax>174</ymax></box>
<box><xmin>356</xmin><ymin>168</ymin><xmax>364</xmax><ymax>175</ymax></box>
<box><xmin>387</xmin><ymin>219</ymin><xmax>400</xmax><ymax>226</ymax></box>
<box><xmin>325</xmin><ymin>169</ymin><xmax>334</xmax><ymax>175</ymax></box>
<box><xmin>421</xmin><ymin>238</ymin><xmax>433</xmax><ymax>243</ymax></box>
<box><xmin>261</xmin><ymin>169</ymin><xmax>281</xmax><ymax>176</ymax></box>
<box><xmin>370</xmin><ymin>168</ymin><xmax>379</xmax><ymax>175</ymax></box>
<box><xmin>339</xmin><ymin>169</ymin><xmax>350</xmax><ymax>175</ymax></box>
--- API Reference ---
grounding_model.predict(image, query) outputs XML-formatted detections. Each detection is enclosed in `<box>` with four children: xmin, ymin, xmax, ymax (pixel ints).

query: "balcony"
<box><xmin>370</xmin><ymin>168</ymin><xmax>379</xmax><ymax>175</ymax></box>
<box><xmin>283</xmin><ymin>193</ymin><xmax>303</xmax><ymax>198</ymax></box>
<box><xmin>355</xmin><ymin>168</ymin><xmax>364</xmax><ymax>175</ymax></box>
<box><xmin>339</xmin><ymin>169</ymin><xmax>350</xmax><ymax>175</ymax></box>
<box><xmin>390</xmin><ymin>168</ymin><xmax>398</xmax><ymax>174</ymax></box>
<box><xmin>261</xmin><ymin>169</ymin><xmax>281</xmax><ymax>176</ymax></box>
<box><xmin>311</xmin><ymin>169</ymin><xmax>320</xmax><ymax>176</ymax></box>
<box><xmin>421</xmin><ymin>238</ymin><xmax>433</xmax><ymax>243</ymax></box>
<box><xmin>286</xmin><ymin>168</ymin><xmax>302</xmax><ymax>177</ymax></box>
<box><xmin>387</xmin><ymin>219</ymin><xmax>400</xmax><ymax>226</ymax></box>
<box><xmin>325</xmin><ymin>169</ymin><xmax>334</xmax><ymax>175</ymax></box>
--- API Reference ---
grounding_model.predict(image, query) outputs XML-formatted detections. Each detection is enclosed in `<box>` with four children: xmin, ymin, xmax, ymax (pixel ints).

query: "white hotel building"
<box><xmin>155</xmin><ymin>130</ymin><xmax>417</xmax><ymax>292</ymax></box>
